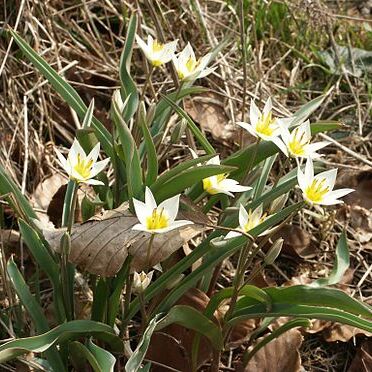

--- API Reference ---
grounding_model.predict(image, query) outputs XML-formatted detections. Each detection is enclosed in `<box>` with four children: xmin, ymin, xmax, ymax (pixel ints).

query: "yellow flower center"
<box><xmin>73</xmin><ymin>154</ymin><xmax>93</xmax><ymax>180</ymax></box>
<box><xmin>203</xmin><ymin>174</ymin><xmax>226</xmax><ymax>195</ymax></box>
<box><xmin>243</xmin><ymin>211</ymin><xmax>266</xmax><ymax>232</ymax></box>
<box><xmin>288</xmin><ymin>128</ymin><xmax>308</xmax><ymax>156</ymax></box>
<box><xmin>255</xmin><ymin>112</ymin><xmax>277</xmax><ymax>137</ymax></box>
<box><xmin>152</xmin><ymin>40</ymin><xmax>164</xmax><ymax>53</ymax></box>
<box><xmin>146</xmin><ymin>208</ymin><xmax>169</xmax><ymax>230</ymax></box>
<box><xmin>305</xmin><ymin>178</ymin><xmax>329</xmax><ymax>203</ymax></box>
<box><xmin>186</xmin><ymin>56</ymin><xmax>198</xmax><ymax>72</ymax></box>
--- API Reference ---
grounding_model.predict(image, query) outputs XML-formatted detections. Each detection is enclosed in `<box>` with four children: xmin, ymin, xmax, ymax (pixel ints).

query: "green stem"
<box><xmin>146</xmin><ymin>234</ymin><xmax>155</xmax><ymax>270</ymax></box>
<box><xmin>60</xmin><ymin>179</ymin><xmax>78</xmax><ymax>321</ymax></box>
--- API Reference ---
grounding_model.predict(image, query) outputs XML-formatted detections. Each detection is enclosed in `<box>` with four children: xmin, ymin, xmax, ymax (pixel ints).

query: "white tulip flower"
<box><xmin>202</xmin><ymin>156</ymin><xmax>251</xmax><ymax>197</ymax></box>
<box><xmin>297</xmin><ymin>158</ymin><xmax>354</xmax><ymax>206</ymax></box>
<box><xmin>132</xmin><ymin>187</ymin><xmax>193</xmax><ymax>234</ymax></box>
<box><xmin>135</xmin><ymin>34</ymin><xmax>178</xmax><ymax>67</ymax></box>
<box><xmin>173</xmin><ymin>43</ymin><xmax>215</xmax><ymax>81</ymax></box>
<box><xmin>274</xmin><ymin>120</ymin><xmax>330</xmax><ymax>159</ymax></box>
<box><xmin>237</xmin><ymin>98</ymin><xmax>285</xmax><ymax>151</ymax></box>
<box><xmin>55</xmin><ymin>139</ymin><xmax>110</xmax><ymax>185</ymax></box>
<box><xmin>225</xmin><ymin>204</ymin><xmax>266</xmax><ymax>239</ymax></box>
<box><xmin>132</xmin><ymin>271</ymin><xmax>154</xmax><ymax>293</ymax></box>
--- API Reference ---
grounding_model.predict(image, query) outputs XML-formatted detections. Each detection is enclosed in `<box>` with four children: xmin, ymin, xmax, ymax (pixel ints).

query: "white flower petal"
<box><xmin>195</xmin><ymin>66</ymin><xmax>216</xmax><ymax>79</ymax></box>
<box><xmin>55</xmin><ymin>148</ymin><xmax>68</xmax><ymax>170</ymax></box>
<box><xmin>251</xmin><ymin>204</ymin><xmax>263</xmax><ymax>225</ymax></box>
<box><xmin>325</xmin><ymin>188</ymin><xmax>354</xmax><ymax>201</ymax></box>
<box><xmin>263</xmin><ymin>97</ymin><xmax>272</xmax><ymax>117</ymax></box>
<box><xmin>206</xmin><ymin>155</ymin><xmax>221</xmax><ymax>166</ymax></box>
<box><xmin>158</xmin><ymin>194</ymin><xmax>180</xmax><ymax>223</ymax></box>
<box><xmin>145</xmin><ymin>187</ymin><xmax>157</xmax><ymax>210</ymax></box>
<box><xmin>300</xmin><ymin>120</ymin><xmax>311</xmax><ymax>142</ymax></box>
<box><xmin>151</xmin><ymin>220</ymin><xmax>193</xmax><ymax>234</ymax></box>
<box><xmin>87</xmin><ymin>142</ymin><xmax>101</xmax><ymax>163</ymax></box>
<box><xmin>305</xmin><ymin>141</ymin><xmax>330</xmax><ymax>155</ymax></box>
<box><xmin>90</xmin><ymin>158</ymin><xmax>110</xmax><ymax>178</ymax></box>
<box><xmin>250</xmin><ymin>100</ymin><xmax>261</xmax><ymax>127</ymax></box>
<box><xmin>225</xmin><ymin>230</ymin><xmax>242</xmax><ymax>239</ymax></box>
<box><xmin>316</xmin><ymin>168</ymin><xmax>337</xmax><ymax>190</ymax></box>
<box><xmin>279</xmin><ymin>123</ymin><xmax>291</xmax><ymax>144</ymax></box>
<box><xmin>69</xmin><ymin>139</ymin><xmax>86</xmax><ymax>164</ymax></box>
<box><xmin>238</xmin><ymin>204</ymin><xmax>249</xmax><ymax>230</ymax></box>
<box><xmin>304</xmin><ymin>158</ymin><xmax>314</xmax><ymax>187</ymax></box>
<box><xmin>270</xmin><ymin>136</ymin><xmax>288</xmax><ymax>156</ymax></box>
<box><xmin>132</xmin><ymin>223</ymin><xmax>149</xmax><ymax>232</ymax></box>
<box><xmin>133</xmin><ymin>198</ymin><xmax>150</xmax><ymax>227</ymax></box>
<box><xmin>84</xmin><ymin>178</ymin><xmax>105</xmax><ymax>186</ymax></box>
<box><xmin>237</xmin><ymin>122</ymin><xmax>258</xmax><ymax>138</ymax></box>
<box><xmin>297</xmin><ymin>166</ymin><xmax>307</xmax><ymax>192</ymax></box>
<box><xmin>219</xmin><ymin>178</ymin><xmax>251</xmax><ymax>193</ymax></box>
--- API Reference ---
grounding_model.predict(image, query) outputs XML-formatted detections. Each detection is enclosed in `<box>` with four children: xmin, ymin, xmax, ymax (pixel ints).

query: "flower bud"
<box><xmin>264</xmin><ymin>238</ymin><xmax>283</xmax><ymax>265</ymax></box>
<box><xmin>112</xmin><ymin>89</ymin><xmax>125</xmax><ymax>114</ymax></box>
<box><xmin>132</xmin><ymin>271</ymin><xmax>153</xmax><ymax>293</ymax></box>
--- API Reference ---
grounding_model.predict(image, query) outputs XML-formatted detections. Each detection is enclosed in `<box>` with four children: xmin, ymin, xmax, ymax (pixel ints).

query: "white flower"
<box><xmin>225</xmin><ymin>204</ymin><xmax>266</xmax><ymax>239</ymax></box>
<box><xmin>274</xmin><ymin>120</ymin><xmax>330</xmax><ymax>159</ymax></box>
<box><xmin>237</xmin><ymin>98</ymin><xmax>285</xmax><ymax>151</ymax></box>
<box><xmin>135</xmin><ymin>34</ymin><xmax>177</xmax><ymax>67</ymax></box>
<box><xmin>132</xmin><ymin>187</ymin><xmax>193</xmax><ymax>234</ymax></box>
<box><xmin>132</xmin><ymin>271</ymin><xmax>153</xmax><ymax>293</ymax></box>
<box><xmin>202</xmin><ymin>156</ymin><xmax>251</xmax><ymax>197</ymax></box>
<box><xmin>297</xmin><ymin>158</ymin><xmax>354</xmax><ymax>205</ymax></box>
<box><xmin>173</xmin><ymin>43</ymin><xmax>215</xmax><ymax>81</ymax></box>
<box><xmin>55</xmin><ymin>139</ymin><xmax>110</xmax><ymax>185</ymax></box>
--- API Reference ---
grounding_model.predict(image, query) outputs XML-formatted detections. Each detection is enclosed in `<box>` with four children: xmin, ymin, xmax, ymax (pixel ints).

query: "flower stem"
<box><xmin>60</xmin><ymin>179</ymin><xmax>78</xmax><ymax>321</ymax></box>
<box><xmin>146</xmin><ymin>234</ymin><xmax>155</xmax><ymax>270</ymax></box>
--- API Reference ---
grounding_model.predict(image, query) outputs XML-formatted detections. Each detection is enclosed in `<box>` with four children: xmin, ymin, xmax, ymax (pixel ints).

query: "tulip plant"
<box><xmin>0</xmin><ymin>13</ymin><xmax>370</xmax><ymax>372</ymax></box>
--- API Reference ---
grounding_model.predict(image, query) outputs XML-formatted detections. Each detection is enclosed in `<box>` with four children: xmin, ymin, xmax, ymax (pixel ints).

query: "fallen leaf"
<box><xmin>146</xmin><ymin>288</ymin><xmax>215</xmax><ymax>371</ymax></box>
<box><xmin>240</xmin><ymin>329</ymin><xmax>303</xmax><ymax>372</ymax></box>
<box><xmin>324</xmin><ymin>323</ymin><xmax>372</xmax><ymax>342</ymax></box>
<box><xmin>184</xmin><ymin>93</ymin><xmax>235</xmax><ymax>143</ymax></box>
<box><xmin>271</xmin><ymin>225</ymin><xmax>316</xmax><ymax>259</ymax></box>
<box><xmin>39</xmin><ymin>203</ymin><xmax>204</xmax><ymax>276</ymax></box>
<box><xmin>348</xmin><ymin>340</ymin><xmax>372</xmax><ymax>372</ymax></box>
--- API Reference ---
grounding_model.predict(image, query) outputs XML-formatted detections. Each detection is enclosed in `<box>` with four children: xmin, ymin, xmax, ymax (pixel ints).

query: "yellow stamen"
<box><xmin>185</xmin><ymin>56</ymin><xmax>198</xmax><ymax>72</ymax></box>
<box><xmin>146</xmin><ymin>208</ymin><xmax>169</xmax><ymax>230</ymax></box>
<box><xmin>255</xmin><ymin>112</ymin><xmax>277</xmax><ymax>137</ymax></box>
<box><xmin>288</xmin><ymin>128</ymin><xmax>309</xmax><ymax>156</ymax></box>
<box><xmin>73</xmin><ymin>153</ymin><xmax>93</xmax><ymax>180</ymax></box>
<box><xmin>203</xmin><ymin>174</ymin><xmax>226</xmax><ymax>195</ymax></box>
<box><xmin>244</xmin><ymin>211</ymin><xmax>266</xmax><ymax>232</ymax></box>
<box><xmin>305</xmin><ymin>178</ymin><xmax>329</xmax><ymax>203</ymax></box>
<box><xmin>152</xmin><ymin>40</ymin><xmax>164</xmax><ymax>53</ymax></box>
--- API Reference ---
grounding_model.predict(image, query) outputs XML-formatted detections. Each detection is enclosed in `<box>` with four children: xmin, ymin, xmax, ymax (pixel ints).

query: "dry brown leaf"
<box><xmin>271</xmin><ymin>224</ymin><xmax>316</xmax><ymax>259</ymax></box>
<box><xmin>240</xmin><ymin>329</ymin><xmax>303</xmax><ymax>372</ymax></box>
<box><xmin>348</xmin><ymin>340</ymin><xmax>372</xmax><ymax>372</ymax></box>
<box><xmin>146</xmin><ymin>288</ymin><xmax>215</xmax><ymax>371</ymax></box>
<box><xmin>0</xmin><ymin>229</ymin><xmax>20</xmax><ymax>255</ymax></box>
<box><xmin>40</xmin><ymin>203</ymin><xmax>204</xmax><ymax>276</ymax></box>
<box><xmin>324</xmin><ymin>323</ymin><xmax>372</xmax><ymax>342</ymax></box>
<box><xmin>184</xmin><ymin>93</ymin><xmax>234</xmax><ymax>143</ymax></box>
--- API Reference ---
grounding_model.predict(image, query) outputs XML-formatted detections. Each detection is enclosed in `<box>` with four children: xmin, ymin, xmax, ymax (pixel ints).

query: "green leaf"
<box><xmin>205</xmin><ymin>285</ymin><xmax>272</xmax><ymax>320</ymax></box>
<box><xmin>0</xmin><ymin>320</ymin><xmax>123</xmax><ymax>364</ymax></box>
<box><xmin>139</xmin><ymin>104</ymin><xmax>158</xmax><ymax>185</ymax></box>
<box><xmin>9</xmin><ymin>29</ymin><xmax>113</xmax><ymax>159</ymax></box>
<box><xmin>119</xmin><ymin>14</ymin><xmax>138</xmax><ymax>122</ymax></box>
<box><xmin>155</xmin><ymin>305</ymin><xmax>223</xmax><ymax>350</ymax></box>
<box><xmin>153</xmin><ymin>164</ymin><xmax>237</xmax><ymax>202</ymax></box>
<box><xmin>112</xmin><ymin>100</ymin><xmax>143</xmax><ymax>202</ymax></box>
<box><xmin>0</xmin><ymin>164</ymin><xmax>37</xmax><ymax>219</ymax></box>
<box><xmin>252</xmin><ymin>155</ymin><xmax>277</xmax><ymax>199</ymax></box>
<box><xmin>91</xmin><ymin>278</ymin><xmax>109</xmax><ymax>323</ymax></box>
<box><xmin>125</xmin><ymin>314</ymin><xmax>162</xmax><ymax>372</ymax></box>
<box><xmin>160</xmin><ymin>95</ymin><xmax>215</xmax><ymax>155</ymax></box>
<box><xmin>153</xmin><ymin>203</ymin><xmax>303</xmax><ymax>314</ymax></box>
<box><xmin>69</xmin><ymin>340</ymin><xmax>116</xmax><ymax>372</ymax></box>
<box><xmin>235</xmin><ymin>285</ymin><xmax>372</xmax><ymax>319</ymax></box>
<box><xmin>311</xmin><ymin>231</ymin><xmax>349</xmax><ymax>287</ymax></box>
<box><xmin>243</xmin><ymin>318</ymin><xmax>311</xmax><ymax>365</ymax></box>
<box><xmin>6</xmin><ymin>257</ymin><xmax>65</xmax><ymax>370</ymax></box>
<box><xmin>151</xmin><ymin>154</ymin><xmax>216</xmax><ymax>191</ymax></box>
<box><xmin>288</xmin><ymin>95</ymin><xmax>326</xmax><ymax>127</ymax></box>
<box><xmin>152</xmin><ymin>86</ymin><xmax>207</xmax><ymax>132</ymax></box>
<box><xmin>230</xmin><ymin>303</ymin><xmax>372</xmax><ymax>334</ymax></box>
<box><xmin>82</xmin><ymin>99</ymin><xmax>95</xmax><ymax>128</ymax></box>
<box><xmin>18</xmin><ymin>219</ymin><xmax>65</xmax><ymax>321</ymax></box>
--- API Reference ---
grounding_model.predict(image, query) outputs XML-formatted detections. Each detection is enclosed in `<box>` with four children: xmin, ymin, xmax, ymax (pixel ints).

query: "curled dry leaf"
<box><xmin>146</xmin><ymin>288</ymin><xmax>215</xmax><ymax>372</ymax></box>
<box><xmin>348</xmin><ymin>340</ymin><xmax>372</xmax><ymax>372</ymax></box>
<box><xmin>40</xmin><ymin>203</ymin><xmax>204</xmax><ymax>276</ymax></box>
<box><xmin>324</xmin><ymin>323</ymin><xmax>372</xmax><ymax>342</ymax></box>
<box><xmin>184</xmin><ymin>92</ymin><xmax>235</xmax><ymax>144</ymax></box>
<box><xmin>271</xmin><ymin>224</ymin><xmax>316</xmax><ymax>259</ymax></box>
<box><xmin>240</xmin><ymin>329</ymin><xmax>303</xmax><ymax>372</ymax></box>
